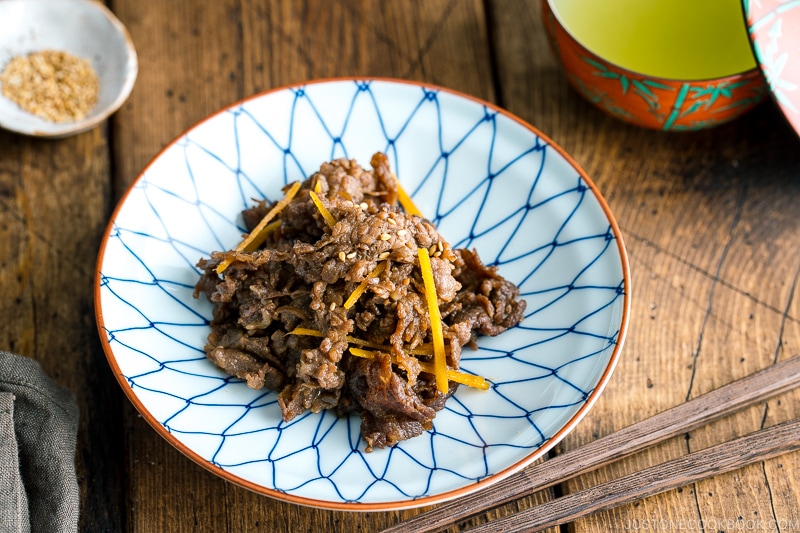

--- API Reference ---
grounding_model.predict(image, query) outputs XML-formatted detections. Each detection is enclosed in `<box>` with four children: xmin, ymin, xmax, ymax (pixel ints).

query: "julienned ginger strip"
<box><xmin>226</xmin><ymin>173</ymin><xmax>488</xmax><ymax>393</ymax></box>
<box><xmin>349</xmin><ymin>347</ymin><xmax>489</xmax><ymax>390</ymax></box>
<box><xmin>291</xmin><ymin>327</ymin><xmax>385</xmax><ymax>351</ymax></box>
<box><xmin>290</xmin><ymin>327</ymin><xmax>432</xmax><ymax>356</ymax></box>
<box><xmin>288</xmin><ymin>328</ymin><xmax>489</xmax><ymax>390</ymax></box>
<box><xmin>417</xmin><ymin>247</ymin><xmax>448</xmax><ymax>394</ymax></box>
<box><xmin>309</xmin><ymin>190</ymin><xmax>337</xmax><ymax>228</ymax></box>
<box><xmin>343</xmin><ymin>262</ymin><xmax>386</xmax><ymax>309</ymax></box>
<box><xmin>258</xmin><ymin>219</ymin><xmax>282</xmax><ymax>238</ymax></box>
<box><xmin>392</xmin><ymin>173</ymin><xmax>423</xmax><ymax>217</ymax></box>
<box><xmin>216</xmin><ymin>181</ymin><xmax>301</xmax><ymax>274</ymax></box>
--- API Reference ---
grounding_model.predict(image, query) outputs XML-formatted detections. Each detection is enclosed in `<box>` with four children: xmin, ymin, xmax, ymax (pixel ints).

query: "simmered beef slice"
<box><xmin>242</xmin><ymin>152</ymin><xmax>399</xmax><ymax>244</ymax></box>
<box><xmin>340</xmin><ymin>352</ymin><xmax>454</xmax><ymax>451</ymax></box>
<box><xmin>204</xmin><ymin>326</ymin><xmax>286</xmax><ymax>390</ymax></box>
<box><xmin>194</xmin><ymin>152</ymin><xmax>526</xmax><ymax>450</ymax></box>
<box><xmin>444</xmin><ymin>248</ymin><xmax>527</xmax><ymax>338</ymax></box>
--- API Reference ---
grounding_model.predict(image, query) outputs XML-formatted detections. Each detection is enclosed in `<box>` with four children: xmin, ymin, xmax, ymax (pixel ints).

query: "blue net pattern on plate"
<box><xmin>98</xmin><ymin>80</ymin><xmax>627</xmax><ymax>506</ymax></box>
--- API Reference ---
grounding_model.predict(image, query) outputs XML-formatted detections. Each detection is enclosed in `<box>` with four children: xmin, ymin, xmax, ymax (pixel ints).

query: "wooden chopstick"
<box><xmin>465</xmin><ymin>417</ymin><xmax>800</xmax><ymax>532</ymax></box>
<box><xmin>382</xmin><ymin>355</ymin><xmax>800</xmax><ymax>533</ymax></box>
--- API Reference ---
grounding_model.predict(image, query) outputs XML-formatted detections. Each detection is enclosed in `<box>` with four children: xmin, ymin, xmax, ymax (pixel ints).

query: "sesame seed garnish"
<box><xmin>330</xmin><ymin>302</ymin><xmax>336</xmax><ymax>311</ymax></box>
<box><xmin>0</xmin><ymin>50</ymin><xmax>99</xmax><ymax>123</ymax></box>
<box><xmin>397</xmin><ymin>229</ymin><xmax>408</xmax><ymax>237</ymax></box>
<box><xmin>380</xmin><ymin>233</ymin><xmax>391</xmax><ymax>241</ymax></box>
<box><xmin>378</xmin><ymin>251</ymin><xmax>391</xmax><ymax>260</ymax></box>
<box><xmin>346</xmin><ymin>251</ymin><xmax>358</xmax><ymax>259</ymax></box>
<box><xmin>387</xmin><ymin>218</ymin><xmax>397</xmax><ymax>225</ymax></box>
<box><xmin>338</xmin><ymin>251</ymin><xmax>346</xmax><ymax>261</ymax></box>
<box><xmin>438</xmin><ymin>241</ymin><xmax>444</xmax><ymax>252</ymax></box>
<box><xmin>360</xmin><ymin>202</ymin><xmax>368</xmax><ymax>210</ymax></box>
<box><xmin>429</xmin><ymin>244</ymin><xmax>437</xmax><ymax>255</ymax></box>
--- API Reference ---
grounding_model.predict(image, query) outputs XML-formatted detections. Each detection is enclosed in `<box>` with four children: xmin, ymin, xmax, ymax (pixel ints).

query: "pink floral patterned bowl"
<box><xmin>744</xmin><ymin>0</ymin><xmax>800</xmax><ymax>137</ymax></box>
<box><xmin>543</xmin><ymin>0</ymin><xmax>768</xmax><ymax>131</ymax></box>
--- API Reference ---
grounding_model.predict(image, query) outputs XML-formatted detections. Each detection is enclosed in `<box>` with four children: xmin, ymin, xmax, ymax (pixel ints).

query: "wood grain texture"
<box><xmin>466</xmin><ymin>418</ymin><xmax>800</xmax><ymax>533</ymax></box>
<box><xmin>0</xmin><ymin>126</ymin><xmax>125</xmax><ymax>531</ymax></box>
<box><xmin>487</xmin><ymin>1</ymin><xmax>800</xmax><ymax>531</ymax></box>
<box><xmin>1</xmin><ymin>0</ymin><xmax>798</xmax><ymax>531</ymax></box>
<box><xmin>108</xmin><ymin>1</ymin><xmax>550</xmax><ymax>532</ymax></box>
<box><xmin>383</xmin><ymin>356</ymin><xmax>800</xmax><ymax>533</ymax></box>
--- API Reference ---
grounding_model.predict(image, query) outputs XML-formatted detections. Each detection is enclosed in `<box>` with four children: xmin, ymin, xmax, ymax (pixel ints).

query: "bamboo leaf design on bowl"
<box><xmin>580</xmin><ymin>56</ymin><xmax>764</xmax><ymax>130</ymax></box>
<box><xmin>580</xmin><ymin>56</ymin><xmax>672</xmax><ymax>117</ymax></box>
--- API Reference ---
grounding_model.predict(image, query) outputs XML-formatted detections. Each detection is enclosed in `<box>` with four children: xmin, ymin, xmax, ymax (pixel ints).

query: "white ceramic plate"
<box><xmin>0</xmin><ymin>0</ymin><xmax>137</xmax><ymax>138</ymax></box>
<box><xmin>95</xmin><ymin>78</ymin><xmax>630</xmax><ymax>510</ymax></box>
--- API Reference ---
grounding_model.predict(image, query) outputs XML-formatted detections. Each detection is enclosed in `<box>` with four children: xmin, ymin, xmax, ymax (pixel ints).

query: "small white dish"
<box><xmin>95</xmin><ymin>78</ymin><xmax>630</xmax><ymax>510</ymax></box>
<box><xmin>0</xmin><ymin>0</ymin><xmax>137</xmax><ymax>138</ymax></box>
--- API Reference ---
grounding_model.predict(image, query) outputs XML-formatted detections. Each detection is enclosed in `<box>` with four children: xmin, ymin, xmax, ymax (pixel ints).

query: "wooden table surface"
<box><xmin>2</xmin><ymin>1</ymin><xmax>799</xmax><ymax>531</ymax></box>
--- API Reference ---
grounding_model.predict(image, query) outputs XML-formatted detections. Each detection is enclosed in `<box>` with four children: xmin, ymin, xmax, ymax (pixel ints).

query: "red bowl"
<box><xmin>542</xmin><ymin>0</ymin><xmax>768</xmax><ymax>131</ymax></box>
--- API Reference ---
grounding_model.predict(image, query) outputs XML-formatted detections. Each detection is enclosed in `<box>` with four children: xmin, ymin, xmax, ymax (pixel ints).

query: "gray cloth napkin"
<box><xmin>0</xmin><ymin>352</ymin><xmax>80</xmax><ymax>533</ymax></box>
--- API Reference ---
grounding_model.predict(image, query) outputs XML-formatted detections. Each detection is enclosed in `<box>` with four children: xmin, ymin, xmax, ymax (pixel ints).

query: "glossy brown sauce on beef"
<box><xmin>193</xmin><ymin>153</ymin><xmax>526</xmax><ymax>451</ymax></box>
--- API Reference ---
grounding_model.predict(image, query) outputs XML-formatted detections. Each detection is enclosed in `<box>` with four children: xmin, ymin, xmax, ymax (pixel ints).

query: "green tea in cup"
<box><xmin>549</xmin><ymin>0</ymin><xmax>756</xmax><ymax>80</ymax></box>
